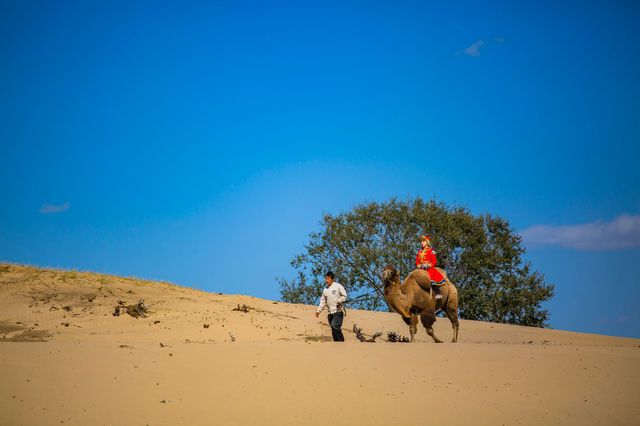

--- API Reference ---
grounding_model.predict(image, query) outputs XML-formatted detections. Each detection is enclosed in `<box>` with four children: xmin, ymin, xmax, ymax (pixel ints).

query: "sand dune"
<box><xmin>1</xmin><ymin>263</ymin><xmax>638</xmax><ymax>425</ymax></box>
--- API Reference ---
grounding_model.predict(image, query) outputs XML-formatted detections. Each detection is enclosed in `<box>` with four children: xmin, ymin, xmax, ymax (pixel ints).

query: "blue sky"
<box><xmin>1</xmin><ymin>0</ymin><xmax>639</xmax><ymax>337</ymax></box>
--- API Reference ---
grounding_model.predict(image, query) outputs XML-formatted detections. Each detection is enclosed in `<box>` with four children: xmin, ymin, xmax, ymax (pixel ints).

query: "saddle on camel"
<box><xmin>416</xmin><ymin>235</ymin><xmax>446</xmax><ymax>299</ymax></box>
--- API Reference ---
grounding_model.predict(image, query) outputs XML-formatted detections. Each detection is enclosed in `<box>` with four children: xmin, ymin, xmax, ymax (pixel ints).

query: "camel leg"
<box><xmin>444</xmin><ymin>307</ymin><xmax>459</xmax><ymax>343</ymax></box>
<box><xmin>420</xmin><ymin>311</ymin><xmax>443</xmax><ymax>343</ymax></box>
<box><xmin>402</xmin><ymin>314</ymin><xmax>419</xmax><ymax>342</ymax></box>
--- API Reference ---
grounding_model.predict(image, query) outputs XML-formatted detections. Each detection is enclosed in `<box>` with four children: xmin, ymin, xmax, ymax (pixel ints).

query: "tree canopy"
<box><xmin>278</xmin><ymin>198</ymin><xmax>554</xmax><ymax>327</ymax></box>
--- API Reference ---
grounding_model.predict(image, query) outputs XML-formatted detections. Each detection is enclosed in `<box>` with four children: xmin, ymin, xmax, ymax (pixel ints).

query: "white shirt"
<box><xmin>316</xmin><ymin>282</ymin><xmax>348</xmax><ymax>314</ymax></box>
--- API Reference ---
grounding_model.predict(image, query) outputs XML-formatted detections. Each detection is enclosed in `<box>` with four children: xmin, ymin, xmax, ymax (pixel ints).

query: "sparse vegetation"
<box><xmin>303</xmin><ymin>334</ymin><xmax>333</xmax><ymax>343</ymax></box>
<box><xmin>113</xmin><ymin>300</ymin><xmax>150</xmax><ymax>319</ymax></box>
<box><xmin>232</xmin><ymin>304</ymin><xmax>254</xmax><ymax>313</ymax></box>
<box><xmin>387</xmin><ymin>331</ymin><xmax>410</xmax><ymax>343</ymax></box>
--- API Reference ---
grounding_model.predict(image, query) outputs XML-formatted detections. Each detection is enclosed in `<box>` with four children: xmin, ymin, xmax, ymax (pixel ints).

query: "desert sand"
<box><xmin>1</xmin><ymin>263</ymin><xmax>638</xmax><ymax>425</ymax></box>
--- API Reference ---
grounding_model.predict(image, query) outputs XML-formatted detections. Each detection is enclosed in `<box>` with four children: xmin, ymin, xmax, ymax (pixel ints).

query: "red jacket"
<box><xmin>416</xmin><ymin>248</ymin><xmax>445</xmax><ymax>285</ymax></box>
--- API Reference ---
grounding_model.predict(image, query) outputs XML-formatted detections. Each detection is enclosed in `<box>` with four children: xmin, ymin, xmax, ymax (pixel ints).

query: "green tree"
<box><xmin>278</xmin><ymin>198</ymin><xmax>554</xmax><ymax>327</ymax></box>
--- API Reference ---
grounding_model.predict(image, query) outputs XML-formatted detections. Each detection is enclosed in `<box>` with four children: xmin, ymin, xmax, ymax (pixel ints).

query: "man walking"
<box><xmin>315</xmin><ymin>271</ymin><xmax>347</xmax><ymax>342</ymax></box>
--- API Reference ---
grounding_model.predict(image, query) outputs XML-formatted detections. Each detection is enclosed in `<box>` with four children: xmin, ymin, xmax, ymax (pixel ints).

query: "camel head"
<box><xmin>381</xmin><ymin>264</ymin><xmax>400</xmax><ymax>286</ymax></box>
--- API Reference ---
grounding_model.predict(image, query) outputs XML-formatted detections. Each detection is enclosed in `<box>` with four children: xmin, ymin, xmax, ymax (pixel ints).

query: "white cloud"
<box><xmin>457</xmin><ymin>38</ymin><xmax>505</xmax><ymax>56</ymax></box>
<box><xmin>39</xmin><ymin>202</ymin><xmax>71</xmax><ymax>214</ymax></box>
<box><xmin>457</xmin><ymin>40</ymin><xmax>485</xmax><ymax>56</ymax></box>
<box><xmin>596</xmin><ymin>314</ymin><xmax>632</xmax><ymax>326</ymax></box>
<box><xmin>617</xmin><ymin>315</ymin><xmax>631</xmax><ymax>325</ymax></box>
<box><xmin>519</xmin><ymin>214</ymin><xmax>640</xmax><ymax>251</ymax></box>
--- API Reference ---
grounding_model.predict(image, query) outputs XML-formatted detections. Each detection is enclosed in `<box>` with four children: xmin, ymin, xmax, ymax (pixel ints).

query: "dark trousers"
<box><xmin>327</xmin><ymin>312</ymin><xmax>345</xmax><ymax>342</ymax></box>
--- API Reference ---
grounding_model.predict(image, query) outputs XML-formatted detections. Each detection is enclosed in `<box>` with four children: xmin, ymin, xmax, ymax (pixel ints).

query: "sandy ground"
<box><xmin>1</xmin><ymin>263</ymin><xmax>639</xmax><ymax>425</ymax></box>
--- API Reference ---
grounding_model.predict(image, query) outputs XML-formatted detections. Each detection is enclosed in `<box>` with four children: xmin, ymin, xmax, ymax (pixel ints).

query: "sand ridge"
<box><xmin>1</xmin><ymin>263</ymin><xmax>639</xmax><ymax>425</ymax></box>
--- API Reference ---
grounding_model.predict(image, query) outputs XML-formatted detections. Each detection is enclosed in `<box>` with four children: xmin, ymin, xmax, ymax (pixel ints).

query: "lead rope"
<box><xmin>344</xmin><ymin>288</ymin><xmax>379</xmax><ymax>305</ymax></box>
<box><xmin>342</xmin><ymin>288</ymin><xmax>381</xmax><ymax>317</ymax></box>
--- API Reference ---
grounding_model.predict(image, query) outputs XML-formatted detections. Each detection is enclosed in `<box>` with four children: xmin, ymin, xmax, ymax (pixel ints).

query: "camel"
<box><xmin>381</xmin><ymin>264</ymin><xmax>459</xmax><ymax>343</ymax></box>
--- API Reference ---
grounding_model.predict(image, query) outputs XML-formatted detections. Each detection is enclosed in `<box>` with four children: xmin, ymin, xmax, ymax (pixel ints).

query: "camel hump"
<box><xmin>410</xmin><ymin>267</ymin><xmax>450</xmax><ymax>292</ymax></box>
<box><xmin>409</xmin><ymin>269</ymin><xmax>433</xmax><ymax>292</ymax></box>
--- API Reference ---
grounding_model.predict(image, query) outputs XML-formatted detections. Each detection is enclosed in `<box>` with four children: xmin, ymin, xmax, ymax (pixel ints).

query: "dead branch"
<box><xmin>352</xmin><ymin>323</ymin><xmax>382</xmax><ymax>342</ymax></box>
<box><xmin>113</xmin><ymin>300</ymin><xmax>149</xmax><ymax>319</ymax></box>
<box><xmin>387</xmin><ymin>331</ymin><xmax>410</xmax><ymax>343</ymax></box>
<box><xmin>232</xmin><ymin>304</ymin><xmax>253</xmax><ymax>313</ymax></box>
